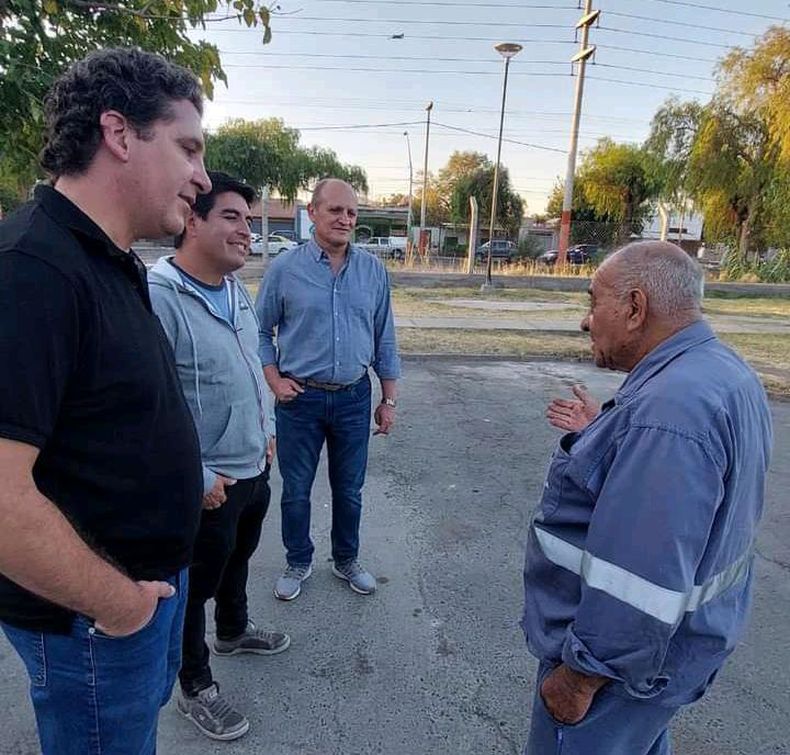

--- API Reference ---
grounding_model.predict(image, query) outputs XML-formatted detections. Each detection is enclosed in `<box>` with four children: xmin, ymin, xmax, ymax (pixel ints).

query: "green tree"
<box><xmin>412</xmin><ymin>172</ymin><xmax>447</xmax><ymax>227</ymax></box>
<box><xmin>435</xmin><ymin>150</ymin><xmax>491</xmax><ymax>219</ymax></box>
<box><xmin>719</xmin><ymin>26</ymin><xmax>790</xmax><ymax>165</ymax></box>
<box><xmin>205</xmin><ymin>118</ymin><xmax>367</xmax><ymax>201</ymax></box>
<box><xmin>0</xmin><ymin>0</ymin><xmax>273</xmax><ymax>187</ymax></box>
<box><xmin>577</xmin><ymin>138</ymin><xmax>660</xmax><ymax>242</ymax></box>
<box><xmin>645</xmin><ymin>98</ymin><xmax>704</xmax><ymax>213</ymax></box>
<box><xmin>687</xmin><ymin>105</ymin><xmax>776</xmax><ymax>258</ymax></box>
<box><xmin>450</xmin><ymin>165</ymin><xmax>524</xmax><ymax>238</ymax></box>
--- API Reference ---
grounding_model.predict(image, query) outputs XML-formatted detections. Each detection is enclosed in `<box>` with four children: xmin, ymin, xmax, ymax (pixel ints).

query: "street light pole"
<box><xmin>419</xmin><ymin>101</ymin><xmax>433</xmax><ymax>257</ymax></box>
<box><xmin>404</xmin><ymin>130</ymin><xmax>414</xmax><ymax>261</ymax></box>
<box><xmin>484</xmin><ymin>42</ymin><xmax>522</xmax><ymax>289</ymax></box>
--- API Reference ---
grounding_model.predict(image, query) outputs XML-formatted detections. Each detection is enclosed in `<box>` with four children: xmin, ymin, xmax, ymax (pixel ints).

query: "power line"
<box><xmin>212</xmin><ymin>27</ymin><xmax>575</xmax><ymax>43</ymax></box>
<box><xmin>629</xmin><ymin>0</ymin><xmax>789</xmax><ymax>22</ymax></box>
<box><xmin>217</xmin><ymin>50</ymin><xmax>714</xmax><ymax>79</ymax></box>
<box><xmin>432</xmin><ymin>121</ymin><xmax>568</xmax><ymax>153</ymax></box>
<box><xmin>296</xmin><ymin>120</ymin><xmax>423</xmax><ymax>131</ymax></box>
<box><xmin>595</xmin><ymin>62</ymin><xmax>711</xmax><ymax>82</ymax></box>
<box><xmin>219</xmin><ymin>50</ymin><xmax>566</xmax><ymax>64</ymax></box>
<box><xmin>598</xmin><ymin>25</ymin><xmax>737</xmax><ymax>49</ymax></box>
<box><xmin>220</xmin><ymin>62</ymin><xmax>715</xmax><ymax>92</ymax></box>
<box><xmin>313</xmin><ymin>0</ymin><xmax>576</xmax><ymax>7</ymax></box>
<box><xmin>605</xmin><ymin>10</ymin><xmax>762</xmax><ymax>36</ymax></box>
<box><xmin>587</xmin><ymin>74</ymin><xmax>712</xmax><ymax>96</ymax></box>
<box><xmin>276</xmin><ymin>14</ymin><xmax>568</xmax><ymax>29</ymax></box>
<box><xmin>596</xmin><ymin>43</ymin><xmax>716</xmax><ymax>64</ymax></box>
<box><xmin>212</xmin><ymin>97</ymin><xmax>649</xmax><ymax>123</ymax></box>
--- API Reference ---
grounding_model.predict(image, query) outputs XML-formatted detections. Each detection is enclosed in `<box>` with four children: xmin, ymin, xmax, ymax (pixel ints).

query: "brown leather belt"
<box><xmin>285</xmin><ymin>374</ymin><xmax>364</xmax><ymax>392</ymax></box>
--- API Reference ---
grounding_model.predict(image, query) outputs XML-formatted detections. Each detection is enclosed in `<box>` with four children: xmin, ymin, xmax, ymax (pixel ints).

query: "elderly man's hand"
<box><xmin>203</xmin><ymin>475</ymin><xmax>236</xmax><ymax>510</ymax></box>
<box><xmin>540</xmin><ymin>664</ymin><xmax>608</xmax><ymax>725</ymax></box>
<box><xmin>546</xmin><ymin>385</ymin><xmax>600</xmax><ymax>433</ymax></box>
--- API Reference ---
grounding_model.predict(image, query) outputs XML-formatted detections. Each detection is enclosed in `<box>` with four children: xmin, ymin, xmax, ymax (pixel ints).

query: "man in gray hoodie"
<box><xmin>148</xmin><ymin>172</ymin><xmax>289</xmax><ymax>742</ymax></box>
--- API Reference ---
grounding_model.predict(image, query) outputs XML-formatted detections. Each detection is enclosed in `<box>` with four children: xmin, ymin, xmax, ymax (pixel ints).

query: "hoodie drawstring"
<box><xmin>169</xmin><ymin>279</ymin><xmax>204</xmax><ymax>417</ymax></box>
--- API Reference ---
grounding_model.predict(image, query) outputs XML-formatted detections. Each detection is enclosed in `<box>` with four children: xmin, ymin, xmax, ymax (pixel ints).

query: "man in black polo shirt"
<box><xmin>0</xmin><ymin>48</ymin><xmax>211</xmax><ymax>753</ymax></box>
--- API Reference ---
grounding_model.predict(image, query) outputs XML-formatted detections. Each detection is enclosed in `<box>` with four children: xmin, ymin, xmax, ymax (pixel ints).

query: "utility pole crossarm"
<box><xmin>558</xmin><ymin>0</ymin><xmax>599</xmax><ymax>267</ymax></box>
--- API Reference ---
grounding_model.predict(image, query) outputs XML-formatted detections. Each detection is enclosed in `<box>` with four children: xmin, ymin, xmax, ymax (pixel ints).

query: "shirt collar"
<box><xmin>616</xmin><ymin>319</ymin><xmax>716</xmax><ymax>402</ymax></box>
<box><xmin>34</xmin><ymin>184</ymin><xmax>130</xmax><ymax>260</ymax></box>
<box><xmin>307</xmin><ymin>236</ymin><xmax>355</xmax><ymax>263</ymax></box>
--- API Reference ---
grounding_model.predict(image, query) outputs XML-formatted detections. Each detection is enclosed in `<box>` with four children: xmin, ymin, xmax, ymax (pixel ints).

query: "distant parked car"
<box><xmin>475</xmin><ymin>239</ymin><xmax>517</xmax><ymax>264</ymax></box>
<box><xmin>538</xmin><ymin>244</ymin><xmax>597</xmax><ymax>266</ymax></box>
<box><xmin>250</xmin><ymin>233</ymin><xmax>298</xmax><ymax>256</ymax></box>
<box><xmin>359</xmin><ymin>236</ymin><xmax>405</xmax><ymax>260</ymax></box>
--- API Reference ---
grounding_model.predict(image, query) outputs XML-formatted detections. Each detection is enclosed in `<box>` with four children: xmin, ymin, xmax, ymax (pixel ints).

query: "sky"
<box><xmin>190</xmin><ymin>0</ymin><xmax>789</xmax><ymax>213</ymax></box>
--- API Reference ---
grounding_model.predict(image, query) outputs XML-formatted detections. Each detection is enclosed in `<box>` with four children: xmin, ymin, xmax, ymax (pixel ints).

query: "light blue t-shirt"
<box><xmin>169</xmin><ymin>259</ymin><xmax>231</xmax><ymax>323</ymax></box>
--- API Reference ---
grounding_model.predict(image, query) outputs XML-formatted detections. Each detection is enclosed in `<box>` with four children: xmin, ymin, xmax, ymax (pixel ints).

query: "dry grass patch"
<box><xmin>703</xmin><ymin>296</ymin><xmax>790</xmax><ymax>320</ymax></box>
<box><xmin>397</xmin><ymin>328</ymin><xmax>591</xmax><ymax>360</ymax></box>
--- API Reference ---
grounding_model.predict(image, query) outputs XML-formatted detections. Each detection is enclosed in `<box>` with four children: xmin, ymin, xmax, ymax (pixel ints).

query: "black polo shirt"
<box><xmin>0</xmin><ymin>185</ymin><xmax>203</xmax><ymax>633</ymax></box>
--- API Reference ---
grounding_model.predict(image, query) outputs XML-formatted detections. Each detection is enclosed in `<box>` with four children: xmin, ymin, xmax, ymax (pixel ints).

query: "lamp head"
<box><xmin>494</xmin><ymin>42</ymin><xmax>523</xmax><ymax>59</ymax></box>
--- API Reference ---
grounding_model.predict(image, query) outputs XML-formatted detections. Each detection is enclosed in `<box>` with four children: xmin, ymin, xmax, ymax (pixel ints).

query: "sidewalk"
<box><xmin>395</xmin><ymin>299</ymin><xmax>790</xmax><ymax>335</ymax></box>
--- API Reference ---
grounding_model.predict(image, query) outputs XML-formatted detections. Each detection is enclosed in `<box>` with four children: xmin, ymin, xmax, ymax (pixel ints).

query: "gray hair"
<box><xmin>602</xmin><ymin>241</ymin><xmax>704</xmax><ymax>318</ymax></box>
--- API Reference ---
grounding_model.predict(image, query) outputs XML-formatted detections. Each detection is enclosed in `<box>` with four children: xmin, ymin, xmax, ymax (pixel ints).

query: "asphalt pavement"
<box><xmin>1</xmin><ymin>358</ymin><xmax>788</xmax><ymax>755</ymax></box>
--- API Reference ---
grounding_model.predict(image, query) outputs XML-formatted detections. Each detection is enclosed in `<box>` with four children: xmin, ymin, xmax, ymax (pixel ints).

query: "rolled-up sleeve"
<box><xmin>254</xmin><ymin>266</ymin><xmax>281</xmax><ymax>367</ymax></box>
<box><xmin>560</xmin><ymin>425</ymin><xmax>724</xmax><ymax>698</ymax></box>
<box><xmin>371</xmin><ymin>271</ymin><xmax>401</xmax><ymax>380</ymax></box>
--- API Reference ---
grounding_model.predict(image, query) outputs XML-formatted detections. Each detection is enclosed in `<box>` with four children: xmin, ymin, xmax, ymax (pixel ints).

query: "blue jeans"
<box><xmin>276</xmin><ymin>373</ymin><xmax>372</xmax><ymax>566</ymax></box>
<box><xmin>2</xmin><ymin>569</ymin><xmax>188</xmax><ymax>755</ymax></box>
<box><xmin>525</xmin><ymin>663</ymin><xmax>677</xmax><ymax>755</ymax></box>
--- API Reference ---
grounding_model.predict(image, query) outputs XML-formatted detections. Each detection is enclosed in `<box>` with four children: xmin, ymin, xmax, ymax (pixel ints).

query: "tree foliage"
<box><xmin>645</xmin><ymin>98</ymin><xmax>704</xmax><ymax>209</ymax></box>
<box><xmin>0</xmin><ymin>0</ymin><xmax>272</xmax><ymax>183</ymax></box>
<box><xmin>205</xmin><ymin>118</ymin><xmax>367</xmax><ymax>201</ymax></box>
<box><xmin>450</xmin><ymin>165</ymin><xmax>524</xmax><ymax>238</ymax></box>
<box><xmin>687</xmin><ymin>105</ymin><xmax>777</xmax><ymax>256</ymax></box>
<box><xmin>577</xmin><ymin>138</ymin><xmax>660</xmax><ymax>231</ymax></box>
<box><xmin>718</xmin><ymin>26</ymin><xmax>790</xmax><ymax>165</ymax></box>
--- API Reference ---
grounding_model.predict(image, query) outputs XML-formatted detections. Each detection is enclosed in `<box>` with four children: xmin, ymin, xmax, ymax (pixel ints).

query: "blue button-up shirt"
<box><xmin>255</xmin><ymin>239</ymin><xmax>401</xmax><ymax>384</ymax></box>
<box><xmin>522</xmin><ymin>321</ymin><xmax>773</xmax><ymax>706</ymax></box>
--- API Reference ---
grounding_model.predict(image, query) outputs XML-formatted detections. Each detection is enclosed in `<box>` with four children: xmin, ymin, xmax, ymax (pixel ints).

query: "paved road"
<box><xmin>1</xmin><ymin>358</ymin><xmax>788</xmax><ymax>754</ymax></box>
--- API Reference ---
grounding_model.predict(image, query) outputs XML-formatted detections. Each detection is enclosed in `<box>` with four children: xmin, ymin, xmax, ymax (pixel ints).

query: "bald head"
<box><xmin>311</xmin><ymin>178</ymin><xmax>356</xmax><ymax>207</ymax></box>
<box><xmin>599</xmin><ymin>241</ymin><xmax>704</xmax><ymax>321</ymax></box>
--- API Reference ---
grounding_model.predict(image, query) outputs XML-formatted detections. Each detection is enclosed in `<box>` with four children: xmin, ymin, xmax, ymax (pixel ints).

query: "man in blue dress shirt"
<box><xmin>522</xmin><ymin>241</ymin><xmax>773</xmax><ymax>754</ymax></box>
<box><xmin>256</xmin><ymin>178</ymin><xmax>401</xmax><ymax>601</ymax></box>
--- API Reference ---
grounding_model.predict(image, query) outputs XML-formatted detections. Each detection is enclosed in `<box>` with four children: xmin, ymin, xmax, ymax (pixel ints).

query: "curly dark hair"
<box><xmin>174</xmin><ymin>171</ymin><xmax>257</xmax><ymax>248</ymax></box>
<box><xmin>40</xmin><ymin>47</ymin><xmax>203</xmax><ymax>177</ymax></box>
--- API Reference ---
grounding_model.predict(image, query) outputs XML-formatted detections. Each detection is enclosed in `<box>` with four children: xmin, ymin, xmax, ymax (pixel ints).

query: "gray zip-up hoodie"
<box><xmin>148</xmin><ymin>257</ymin><xmax>275</xmax><ymax>494</ymax></box>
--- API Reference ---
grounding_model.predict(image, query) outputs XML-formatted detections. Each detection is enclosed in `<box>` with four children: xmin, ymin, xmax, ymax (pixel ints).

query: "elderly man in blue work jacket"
<box><xmin>522</xmin><ymin>241</ymin><xmax>773</xmax><ymax>755</ymax></box>
<box><xmin>256</xmin><ymin>178</ymin><xmax>401</xmax><ymax>601</ymax></box>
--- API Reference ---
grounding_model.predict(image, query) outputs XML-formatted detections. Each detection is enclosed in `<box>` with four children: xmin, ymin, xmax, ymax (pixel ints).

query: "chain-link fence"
<box><xmin>566</xmin><ymin>221</ymin><xmax>637</xmax><ymax>255</ymax></box>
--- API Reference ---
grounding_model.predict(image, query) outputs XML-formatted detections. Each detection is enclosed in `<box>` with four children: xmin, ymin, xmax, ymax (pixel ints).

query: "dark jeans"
<box><xmin>276</xmin><ymin>373</ymin><xmax>372</xmax><ymax>566</ymax></box>
<box><xmin>2</xmin><ymin>569</ymin><xmax>187</xmax><ymax>755</ymax></box>
<box><xmin>179</xmin><ymin>469</ymin><xmax>270</xmax><ymax>695</ymax></box>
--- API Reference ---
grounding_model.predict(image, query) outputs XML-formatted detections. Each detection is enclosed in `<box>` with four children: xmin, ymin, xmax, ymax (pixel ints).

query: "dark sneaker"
<box><xmin>213</xmin><ymin>621</ymin><xmax>291</xmax><ymax>657</ymax></box>
<box><xmin>177</xmin><ymin>683</ymin><xmax>249</xmax><ymax>741</ymax></box>
<box><xmin>332</xmin><ymin>559</ymin><xmax>377</xmax><ymax>595</ymax></box>
<box><xmin>274</xmin><ymin>563</ymin><xmax>313</xmax><ymax>601</ymax></box>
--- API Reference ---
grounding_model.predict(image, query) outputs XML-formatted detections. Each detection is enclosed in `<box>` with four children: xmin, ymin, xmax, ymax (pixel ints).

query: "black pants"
<box><xmin>179</xmin><ymin>469</ymin><xmax>271</xmax><ymax>695</ymax></box>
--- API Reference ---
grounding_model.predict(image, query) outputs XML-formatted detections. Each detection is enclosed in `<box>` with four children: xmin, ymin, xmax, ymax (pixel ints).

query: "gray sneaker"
<box><xmin>273</xmin><ymin>563</ymin><xmax>313</xmax><ymax>601</ymax></box>
<box><xmin>213</xmin><ymin>620</ymin><xmax>291</xmax><ymax>657</ymax></box>
<box><xmin>177</xmin><ymin>683</ymin><xmax>249</xmax><ymax>741</ymax></box>
<box><xmin>332</xmin><ymin>559</ymin><xmax>377</xmax><ymax>595</ymax></box>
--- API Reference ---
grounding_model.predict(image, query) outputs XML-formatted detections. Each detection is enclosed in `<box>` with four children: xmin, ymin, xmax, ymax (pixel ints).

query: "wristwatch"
<box><xmin>381</xmin><ymin>397</ymin><xmax>397</xmax><ymax>408</ymax></box>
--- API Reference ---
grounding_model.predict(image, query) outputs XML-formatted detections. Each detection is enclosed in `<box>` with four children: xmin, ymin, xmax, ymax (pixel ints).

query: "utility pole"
<box><xmin>404</xmin><ymin>130</ymin><xmax>414</xmax><ymax>262</ymax></box>
<box><xmin>260</xmin><ymin>185</ymin><xmax>270</xmax><ymax>265</ymax></box>
<box><xmin>419</xmin><ymin>101</ymin><xmax>433</xmax><ymax>257</ymax></box>
<box><xmin>557</xmin><ymin>0</ymin><xmax>599</xmax><ymax>266</ymax></box>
